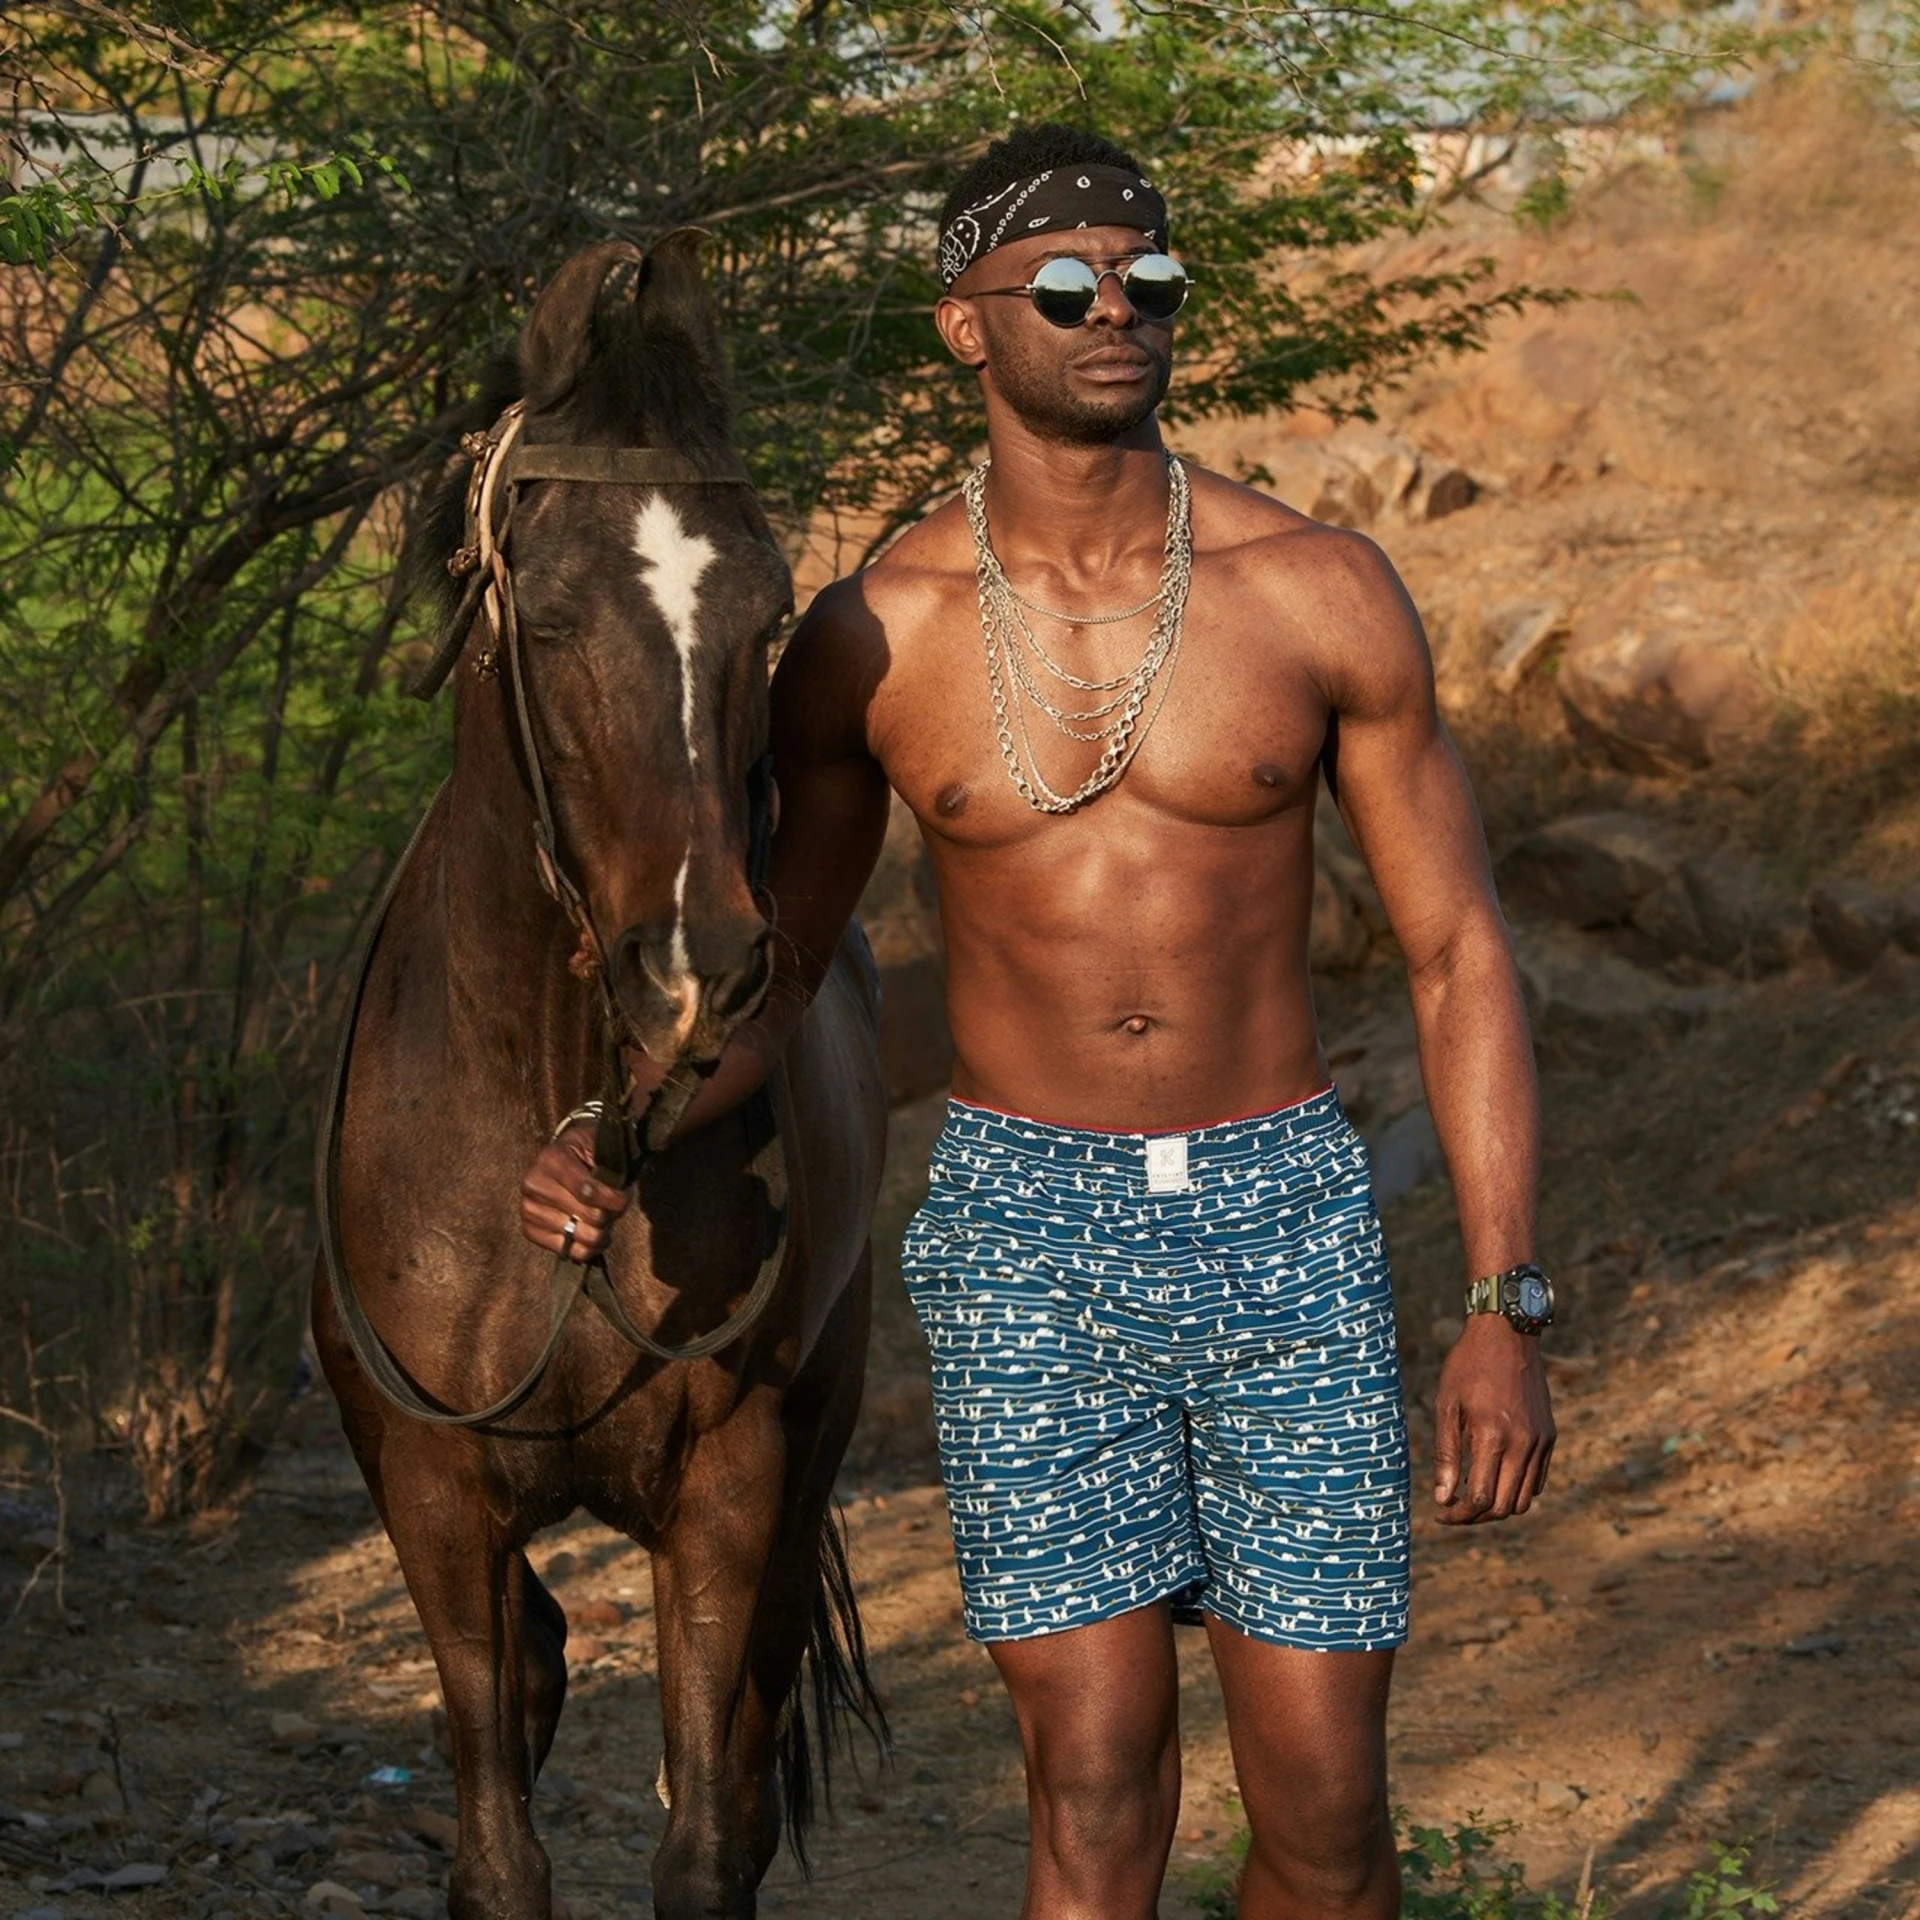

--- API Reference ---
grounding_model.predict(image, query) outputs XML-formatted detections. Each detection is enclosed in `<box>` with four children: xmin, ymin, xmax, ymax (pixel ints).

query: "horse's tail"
<box><xmin>778</xmin><ymin>1502</ymin><xmax>889</xmax><ymax>1869</ymax></box>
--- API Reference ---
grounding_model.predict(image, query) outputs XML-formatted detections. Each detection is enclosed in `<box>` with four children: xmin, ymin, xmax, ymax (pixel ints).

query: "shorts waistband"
<box><xmin>936</xmin><ymin>1086</ymin><xmax>1352</xmax><ymax>1191</ymax></box>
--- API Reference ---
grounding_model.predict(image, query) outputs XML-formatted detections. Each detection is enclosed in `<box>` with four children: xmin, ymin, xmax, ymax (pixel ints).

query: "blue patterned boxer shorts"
<box><xmin>900</xmin><ymin>1088</ymin><xmax>1410</xmax><ymax>1649</ymax></box>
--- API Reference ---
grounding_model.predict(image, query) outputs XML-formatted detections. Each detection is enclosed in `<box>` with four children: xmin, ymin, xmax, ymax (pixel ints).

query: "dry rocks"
<box><xmin>1369</xmin><ymin>1104</ymin><xmax>1447</xmax><ymax>1206</ymax></box>
<box><xmin>1554</xmin><ymin>563</ymin><xmax>1774</xmax><ymax>775</ymax></box>
<box><xmin>1511</xmin><ymin>924</ymin><xmax>1724</xmax><ymax>1049</ymax></box>
<box><xmin>1487</xmin><ymin>600</ymin><xmax>1565</xmax><ymax>693</ymax></box>
<box><xmin>1530</xmin><ymin>1781</ymin><xmax>1585</xmax><ymax>1816</ymax></box>
<box><xmin>1328</xmin><ymin>1008</ymin><xmax>1424</xmax><ymax>1134</ymax></box>
<box><xmin>1662</xmin><ymin>852</ymin><xmax>1800</xmax><ymax>973</ymax></box>
<box><xmin>1499</xmin><ymin>811</ymin><xmax>1689</xmax><ymax>930</ymax></box>
<box><xmin>1255</xmin><ymin>425</ymin><xmax>1480</xmax><ymax>530</ymax></box>
<box><xmin>1807</xmin><ymin>877</ymin><xmax>1920</xmax><ymax>973</ymax></box>
<box><xmin>1497</xmin><ymin>811</ymin><xmax>1798</xmax><ymax>975</ymax></box>
<box><xmin>101</xmin><ymin>1861</ymin><xmax>168</xmax><ymax>1888</ymax></box>
<box><xmin>410</xmin><ymin>1807</ymin><xmax>459</xmax><ymax>1850</ymax></box>
<box><xmin>1406</xmin><ymin>460</ymin><xmax>1480</xmax><ymax>524</ymax></box>
<box><xmin>77</xmin><ymin>1767</ymin><xmax>123</xmax><ymax>1811</ymax></box>
<box><xmin>332</xmin><ymin>1846</ymin><xmax>413</xmax><ymax>1887</ymax></box>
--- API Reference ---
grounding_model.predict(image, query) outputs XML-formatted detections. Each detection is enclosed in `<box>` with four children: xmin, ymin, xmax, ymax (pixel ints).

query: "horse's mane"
<box><xmin>408</xmin><ymin>249</ymin><xmax>736</xmax><ymax>636</ymax></box>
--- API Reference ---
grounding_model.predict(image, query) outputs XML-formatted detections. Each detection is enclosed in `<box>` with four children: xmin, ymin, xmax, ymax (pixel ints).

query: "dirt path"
<box><xmin>4</xmin><ymin>971</ymin><xmax>1918</xmax><ymax>1920</ymax></box>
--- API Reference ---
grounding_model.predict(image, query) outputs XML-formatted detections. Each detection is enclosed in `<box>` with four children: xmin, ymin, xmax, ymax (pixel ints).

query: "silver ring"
<box><xmin>560</xmin><ymin>1215</ymin><xmax>579</xmax><ymax>1261</ymax></box>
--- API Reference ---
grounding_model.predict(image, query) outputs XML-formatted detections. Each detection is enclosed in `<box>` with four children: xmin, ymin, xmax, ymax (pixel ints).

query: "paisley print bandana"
<box><xmin>938</xmin><ymin>163</ymin><xmax>1170</xmax><ymax>289</ymax></box>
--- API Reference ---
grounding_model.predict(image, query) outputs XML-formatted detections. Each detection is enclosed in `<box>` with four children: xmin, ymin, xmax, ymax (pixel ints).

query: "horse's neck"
<box><xmin>435</xmin><ymin>674</ymin><xmax>586</xmax><ymax>1053</ymax></box>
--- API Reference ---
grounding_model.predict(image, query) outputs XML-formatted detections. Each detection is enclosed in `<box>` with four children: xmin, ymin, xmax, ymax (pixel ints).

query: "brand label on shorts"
<box><xmin>1145</xmin><ymin>1133</ymin><xmax>1191</xmax><ymax>1192</ymax></box>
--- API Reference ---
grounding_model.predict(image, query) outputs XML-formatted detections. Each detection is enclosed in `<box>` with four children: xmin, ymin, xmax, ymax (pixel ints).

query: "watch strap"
<box><xmin>1466</xmin><ymin>1263</ymin><xmax>1553</xmax><ymax>1327</ymax></box>
<box><xmin>1465</xmin><ymin>1273</ymin><xmax>1502</xmax><ymax>1316</ymax></box>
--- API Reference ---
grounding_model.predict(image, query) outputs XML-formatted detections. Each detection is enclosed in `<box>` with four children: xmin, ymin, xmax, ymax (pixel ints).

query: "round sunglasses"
<box><xmin>971</xmin><ymin>252</ymin><xmax>1192</xmax><ymax>329</ymax></box>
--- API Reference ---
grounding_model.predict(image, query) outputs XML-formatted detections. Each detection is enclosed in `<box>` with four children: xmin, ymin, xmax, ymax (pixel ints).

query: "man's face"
<box><xmin>941</xmin><ymin>224</ymin><xmax>1177</xmax><ymax>446</ymax></box>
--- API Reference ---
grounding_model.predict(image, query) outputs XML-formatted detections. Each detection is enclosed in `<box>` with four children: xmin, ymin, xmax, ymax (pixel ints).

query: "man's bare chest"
<box><xmin>869</xmin><ymin>574</ymin><xmax>1331</xmax><ymax>844</ymax></box>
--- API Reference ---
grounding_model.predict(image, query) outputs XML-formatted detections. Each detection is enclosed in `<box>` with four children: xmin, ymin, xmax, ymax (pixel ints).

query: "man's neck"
<box><xmin>979</xmin><ymin>417</ymin><xmax>1169</xmax><ymax>579</ymax></box>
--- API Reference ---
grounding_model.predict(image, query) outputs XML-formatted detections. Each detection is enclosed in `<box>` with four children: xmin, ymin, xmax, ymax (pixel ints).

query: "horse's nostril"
<box><xmin>611</xmin><ymin>926</ymin><xmax>669</xmax><ymax>998</ymax></box>
<box><xmin>609</xmin><ymin>920</ymin><xmax>772</xmax><ymax>1039</ymax></box>
<box><xmin>713</xmin><ymin>934</ymin><xmax>773</xmax><ymax>1021</ymax></box>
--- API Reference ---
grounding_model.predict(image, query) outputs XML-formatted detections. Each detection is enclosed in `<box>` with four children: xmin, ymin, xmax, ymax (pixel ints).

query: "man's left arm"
<box><xmin>1306</xmin><ymin>531</ymin><xmax>1555</xmax><ymax>1525</ymax></box>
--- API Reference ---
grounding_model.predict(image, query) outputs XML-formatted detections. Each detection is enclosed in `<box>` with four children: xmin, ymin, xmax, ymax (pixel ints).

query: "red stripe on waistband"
<box><xmin>946</xmin><ymin>1085</ymin><xmax>1339</xmax><ymax>1138</ymax></box>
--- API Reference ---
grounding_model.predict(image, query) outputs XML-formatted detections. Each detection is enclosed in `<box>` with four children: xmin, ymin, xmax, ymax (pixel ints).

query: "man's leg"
<box><xmin>988</xmin><ymin>1603</ymin><xmax>1182</xmax><ymax>1920</ymax></box>
<box><xmin>1208</xmin><ymin>1624</ymin><xmax>1397</xmax><ymax>1920</ymax></box>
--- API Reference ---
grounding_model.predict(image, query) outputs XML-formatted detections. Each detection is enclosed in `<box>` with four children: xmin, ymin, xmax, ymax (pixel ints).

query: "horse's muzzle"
<box><xmin>608</xmin><ymin>913</ymin><xmax>774</xmax><ymax>1063</ymax></box>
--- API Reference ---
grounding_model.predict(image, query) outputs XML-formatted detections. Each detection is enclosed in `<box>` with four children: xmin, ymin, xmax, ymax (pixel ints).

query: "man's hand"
<box><xmin>1432</xmin><ymin>1316</ymin><xmax>1555</xmax><ymax>1523</ymax></box>
<box><xmin>519</xmin><ymin>1123</ymin><xmax>631</xmax><ymax>1264</ymax></box>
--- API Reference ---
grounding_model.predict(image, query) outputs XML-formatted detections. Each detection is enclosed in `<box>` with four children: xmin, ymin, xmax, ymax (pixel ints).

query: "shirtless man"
<box><xmin>520</xmin><ymin>124</ymin><xmax>1556</xmax><ymax>1920</ymax></box>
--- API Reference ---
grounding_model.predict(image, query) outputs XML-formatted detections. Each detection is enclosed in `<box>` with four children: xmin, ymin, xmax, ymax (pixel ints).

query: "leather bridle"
<box><xmin>314</xmin><ymin>403</ymin><xmax>792</xmax><ymax>1428</ymax></box>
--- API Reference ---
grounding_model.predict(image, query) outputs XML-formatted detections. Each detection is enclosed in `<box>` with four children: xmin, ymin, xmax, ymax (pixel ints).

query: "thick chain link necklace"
<box><xmin>965</xmin><ymin>455</ymin><xmax>1193</xmax><ymax>815</ymax></box>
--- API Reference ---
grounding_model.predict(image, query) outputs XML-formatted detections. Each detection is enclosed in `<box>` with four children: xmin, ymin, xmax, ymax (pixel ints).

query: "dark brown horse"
<box><xmin>313</xmin><ymin>235</ymin><xmax>887</xmax><ymax>1920</ymax></box>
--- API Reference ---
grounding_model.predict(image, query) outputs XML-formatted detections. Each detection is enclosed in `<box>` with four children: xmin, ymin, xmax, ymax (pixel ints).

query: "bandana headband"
<box><xmin>938</xmin><ymin>163</ymin><xmax>1169</xmax><ymax>289</ymax></box>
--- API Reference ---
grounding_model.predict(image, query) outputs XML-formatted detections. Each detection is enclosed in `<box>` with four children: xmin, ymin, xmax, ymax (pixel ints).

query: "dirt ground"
<box><xmin>3</xmin><ymin>955</ymin><xmax>1918</xmax><ymax>1920</ymax></box>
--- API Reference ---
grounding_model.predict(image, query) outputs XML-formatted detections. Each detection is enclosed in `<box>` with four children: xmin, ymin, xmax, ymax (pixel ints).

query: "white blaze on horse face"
<box><xmin>665</xmin><ymin>852</ymin><xmax>698</xmax><ymax>1044</ymax></box>
<box><xmin>631</xmin><ymin>494</ymin><xmax>717</xmax><ymax>769</ymax></box>
<box><xmin>670</xmin><ymin>854</ymin><xmax>691</xmax><ymax>975</ymax></box>
<box><xmin>632</xmin><ymin>493</ymin><xmax>716</xmax><ymax>1044</ymax></box>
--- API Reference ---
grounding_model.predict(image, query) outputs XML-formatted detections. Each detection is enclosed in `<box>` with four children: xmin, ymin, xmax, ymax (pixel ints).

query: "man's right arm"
<box><xmin>748</xmin><ymin>578</ymin><xmax>896</xmax><ymax>1050</ymax></box>
<box><xmin>518</xmin><ymin>580</ymin><xmax>892</xmax><ymax>1261</ymax></box>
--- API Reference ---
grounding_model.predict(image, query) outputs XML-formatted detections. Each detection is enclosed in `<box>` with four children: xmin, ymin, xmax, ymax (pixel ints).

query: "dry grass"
<box><xmin>1755</xmin><ymin>564</ymin><xmax>1920</xmax><ymax>881</ymax></box>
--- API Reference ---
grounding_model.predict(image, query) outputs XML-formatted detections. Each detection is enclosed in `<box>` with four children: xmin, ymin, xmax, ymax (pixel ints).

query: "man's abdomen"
<box><xmin>934</xmin><ymin>814</ymin><xmax>1328</xmax><ymax>1131</ymax></box>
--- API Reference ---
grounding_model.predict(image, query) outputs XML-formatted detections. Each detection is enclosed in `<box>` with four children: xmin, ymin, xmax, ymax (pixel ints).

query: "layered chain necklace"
<box><xmin>965</xmin><ymin>455</ymin><xmax>1193</xmax><ymax>815</ymax></box>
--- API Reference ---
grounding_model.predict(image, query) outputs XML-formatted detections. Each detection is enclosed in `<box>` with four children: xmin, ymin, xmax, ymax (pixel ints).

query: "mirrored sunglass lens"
<box><xmin>1122</xmin><ymin>254</ymin><xmax>1189</xmax><ymax>319</ymax></box>
<box><xmin>1029</xmin><ymin>257</ymin><xmax>1099</xmax><ymax>326</ymax></box>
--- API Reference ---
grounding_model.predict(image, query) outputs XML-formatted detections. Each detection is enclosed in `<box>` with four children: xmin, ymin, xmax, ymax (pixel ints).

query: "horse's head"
<box><xmin>451</xmin><ymin>235</ymin><xmax>793</xmax><ymax>1067</ymax></box>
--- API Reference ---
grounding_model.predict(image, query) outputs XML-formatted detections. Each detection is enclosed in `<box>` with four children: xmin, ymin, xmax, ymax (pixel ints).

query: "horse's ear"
<box><xmin>634</xmin><ymin>227</ymin><xmax>725</xmax><ymax>374</ymax></box>
<box><xmin>519</xmin><ymin>240</ymin><xmax>644</xmax><ymax>408</ymax></box>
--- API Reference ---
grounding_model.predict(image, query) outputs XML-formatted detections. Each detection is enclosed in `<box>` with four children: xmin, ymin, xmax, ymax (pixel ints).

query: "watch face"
<box><xmin>1518</xmin><ymin>1276</ymin><xmax>1549</xmax><ymax>1319</ymax></box>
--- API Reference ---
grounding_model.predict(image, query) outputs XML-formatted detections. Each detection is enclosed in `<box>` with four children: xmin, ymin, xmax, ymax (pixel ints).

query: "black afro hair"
<box><xmin>939</xmin><ymin>123</ymin><xmax>1146</xmax><ymax>236</ymax></box>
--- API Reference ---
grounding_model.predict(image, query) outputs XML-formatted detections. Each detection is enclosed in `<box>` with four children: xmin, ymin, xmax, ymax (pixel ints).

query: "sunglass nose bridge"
<box><xmin>969</xmin><ymin>252</ymin><xmax>1190</xmax><ymax>327</ymax></box>
<box><xmin>1028</xmin><ymin>253</ymin><xmax>1190</xmax><ymax>328</ymax></box>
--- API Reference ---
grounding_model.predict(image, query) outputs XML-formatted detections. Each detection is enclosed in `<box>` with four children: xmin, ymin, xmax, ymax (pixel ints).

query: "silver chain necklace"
<box><xmin>1004</xmin><ymin>580</ymin><xmax>1166</xmax><ymax>625</ymax></box>
<box><xmin>965</xmin><ymin>456</ymin><xmax>1193</xmax><ymax>814</ymax></box>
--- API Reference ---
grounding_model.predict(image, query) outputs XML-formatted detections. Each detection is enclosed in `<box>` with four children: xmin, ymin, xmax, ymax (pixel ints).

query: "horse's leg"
<box><xmin>518</xmin><ymin>1551</ymin><xmax>569</xmax><ymax>1780</ymax></box>
<box><xmin>327</xmin><ymin>1378</ymin><xmax>568</xmax><ymax>1791</ymax></box>
<box><xmin>649</xmin><ymin>1267</ymin><xmax>874</xmax><ymax>1920</ymax></box>
<box><xmin>649</xmin><ymin>1388</ymin><xmax>789</xmax><ymax>1920</ymax></box>
<box><xmin>376</xmin><ymin>1435</ymin><xmax>555</xmax><ymax>1920</ymax></box>
<box><xmin>317</xmin><ymin>1271</ymin><xmax>559</xmax><ymax>1918</ymax></box>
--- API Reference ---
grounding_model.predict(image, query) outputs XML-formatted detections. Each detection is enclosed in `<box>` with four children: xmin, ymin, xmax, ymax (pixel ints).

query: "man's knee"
<box><xmin>1250</xmin><ymin>1761</ymin><xmax>1392</xmax><ymax>1908</ymax></box>
<box><xmin>1030</xmin><ymin>1740</ymin><xmax>1179</xmax><ymax>1872</ymax></box>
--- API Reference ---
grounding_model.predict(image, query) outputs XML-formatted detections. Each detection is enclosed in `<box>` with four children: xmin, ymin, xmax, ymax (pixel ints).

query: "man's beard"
<box><xmin>984</xmin><ymin>327</ymin><xmax>1173</xmax><ymax>446</ymax></box>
